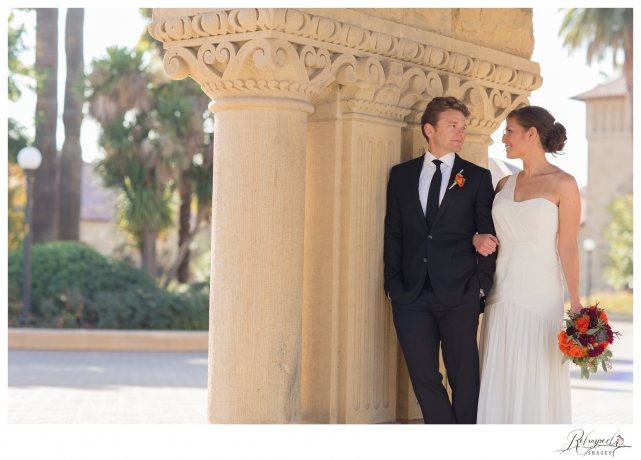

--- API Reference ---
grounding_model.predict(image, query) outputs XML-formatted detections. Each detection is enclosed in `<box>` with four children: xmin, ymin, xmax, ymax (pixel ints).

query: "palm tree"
<box><xmin>138</xmin><ymin>8</ymin><xmax>212</xmax><ymax>284</ymax></box>
<box><xmin>97</xmin><ymin>116</ymin><xmax>173</xmax><ymax>277</ymax></box>
<box><xmin>559</xmin><ymin>8</ymin><xmax>633</xmax><ymax>107</ymax></box>
<box><xmin>87</xmin><ymin>46</ymin><xmax>176</xmax><ymax>277</ymax></box>
<box><xmin>59</xmin><ymin>8</ymin><xmax>84</xmax><ymax>240</ymax></box>
<box><xmin>32</xmin><ymin>8</ymin><xmax>59</xmax><ymax>243</ymax></box>
<box><xmin>152</xmin><ymin>79</ymin><xmax>211</xmax><ymax>285</ymax></box>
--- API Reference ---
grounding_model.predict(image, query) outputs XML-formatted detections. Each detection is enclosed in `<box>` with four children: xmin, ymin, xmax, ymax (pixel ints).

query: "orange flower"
<box><xmin>558</xmin><ymin>331</ymin><xmax>572</xmax><ymax>355</ymax></box>
<box><xmin>569</xmin><ymin>345</ymin><xmax>585</xmax><ymax>358</ymax></box>
<box><xmin>575</xmin><ymin>316</ymin><xmax>590</xmax><ymax>333</ymax></box>
<box><xmin>455</xmin><ymin>174</ymin><xmax>465</xmax><ymax>187</ymax></box>
<box><xmin>599</xmin><ymin>311</ymin><xmax>608</xmax><ymax>323</ymax></box>
<box><xmin>449</xmin><ymin>169</ymin><xmax>465</xmax><ymax>189</ymax></box>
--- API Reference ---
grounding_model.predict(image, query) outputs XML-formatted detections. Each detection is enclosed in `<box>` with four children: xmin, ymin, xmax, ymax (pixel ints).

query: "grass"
<box><xmin>564</xmin><ymin>290</ymin><xmax>633</xmax><ymax>315</ymax></box>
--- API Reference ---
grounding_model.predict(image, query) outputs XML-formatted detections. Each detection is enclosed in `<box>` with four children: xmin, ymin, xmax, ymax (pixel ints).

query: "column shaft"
<box><xmin>338</xmin><ymin>114</ymin><xmax>400</xmax><ymax>423</ymax></box>
<box><xmin>207</xmin><ymin>99</ymin><xmax>311</xmax><ymax>423</ymax></box>
<box><xmin>301</xmin><ymin>100</ymin><xmax>344</xmax><ymax>423</ymax></box>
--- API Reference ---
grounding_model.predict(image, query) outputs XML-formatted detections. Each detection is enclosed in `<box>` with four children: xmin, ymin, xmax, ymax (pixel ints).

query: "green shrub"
<box><xmin>8</xmin><ymin>241</ymin><xmax>208</xmax><ymax>330</ymax></box>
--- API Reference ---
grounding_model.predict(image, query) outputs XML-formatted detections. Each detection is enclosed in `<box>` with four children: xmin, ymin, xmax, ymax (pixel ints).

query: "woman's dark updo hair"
<box><xmin>506</xmin><ymin>106</ymin><xmax>567</xmax><ymax>154</ymax></box>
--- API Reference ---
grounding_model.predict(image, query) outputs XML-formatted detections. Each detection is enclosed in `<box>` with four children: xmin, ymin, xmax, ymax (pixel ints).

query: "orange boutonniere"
<box><xmin>448</xmin><ymin>169</ymin><xmax>465</xmax><ymax>189</ymax></box>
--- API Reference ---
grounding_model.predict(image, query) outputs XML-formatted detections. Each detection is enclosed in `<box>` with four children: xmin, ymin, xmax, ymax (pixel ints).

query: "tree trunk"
<box><xmin>32</xmin><ymin>8</ymin><xmax>59</xmax><ymax>243</ymax></box>
<box><xmin>141</xmin><ymin>227</ymin><xmax>157</xmax><ymax>278</ymax></box>
<box><xmin>59</xmin><ymin>8</ymin><xmax>84</xmax><ymax>240</ymax></box>
<box><xmin>177</xmin><ymin>178</ymin><xmax>192</xmax><ymax>283</ymax></box>
<box><xmin>623</xmin><ymin>10</ymin><xmax>633</xmax><ymax>117</ymax></box>
<box><xmin>164</xmin><ymin>209</ymin><xmax>206</xmax><ymax>289</ymax></box>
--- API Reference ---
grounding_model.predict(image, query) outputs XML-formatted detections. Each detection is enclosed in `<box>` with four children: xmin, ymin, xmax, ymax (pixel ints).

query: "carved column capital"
<box><xmin>151</xmin><ymin>7</ymin><xmax>541</xmax><ymax>125</ymax></box>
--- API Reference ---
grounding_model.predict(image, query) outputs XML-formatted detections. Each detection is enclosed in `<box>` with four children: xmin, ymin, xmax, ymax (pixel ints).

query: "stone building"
<box><xmin>148</xmin><ymin>8</ymin><xmax>542</xmax><ymax>423</ymax></box>
<box><xmin>572</xmin><ymin>77</ymin><xmax>632</xmax><ymax>293</ymax></box>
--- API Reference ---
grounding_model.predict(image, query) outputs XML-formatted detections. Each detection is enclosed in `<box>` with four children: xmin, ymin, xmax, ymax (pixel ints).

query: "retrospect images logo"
<box><xmin>557</xmin><ymin>429</ymin><xmax>632</xmax><ymax>456</ymax></box>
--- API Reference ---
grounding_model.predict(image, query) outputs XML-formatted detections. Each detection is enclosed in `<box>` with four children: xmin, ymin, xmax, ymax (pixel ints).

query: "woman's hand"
<box><xmin>473</xmin><ymin>234</ymin><xmax>499</xmax><ymax>256</ymax></box>
<box><xmin>570</xmin><ymin>301</ymin><xmax>584</xmax><ymax>316</ymax></box>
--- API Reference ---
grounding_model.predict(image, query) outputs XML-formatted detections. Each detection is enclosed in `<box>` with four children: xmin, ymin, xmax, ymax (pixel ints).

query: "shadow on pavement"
<box><xmin>8</xmin><ymin>350</ymin><xmax>208</xmax><ymax>390</ymax></box>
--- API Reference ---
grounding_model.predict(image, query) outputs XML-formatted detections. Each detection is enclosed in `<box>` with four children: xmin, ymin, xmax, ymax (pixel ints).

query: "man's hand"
<box><xmin>473</xmin><ymin>234</ymin><xmax>499</xmax><ymax>256</ymax></box>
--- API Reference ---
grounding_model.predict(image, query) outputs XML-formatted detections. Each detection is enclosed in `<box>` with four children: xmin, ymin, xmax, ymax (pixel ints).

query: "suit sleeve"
<box><xmin>383</xmin><ymin>167</ymin><xmax>404</xmax><ymax>297</ymax></box>
<box><xmin>474</xmin><ymin>169</ymin><xmax>497</xmax><ymax>298</ymax></box>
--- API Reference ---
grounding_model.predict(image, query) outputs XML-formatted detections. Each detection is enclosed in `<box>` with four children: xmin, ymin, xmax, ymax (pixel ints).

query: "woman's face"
<box><xmin>501</xmin><ymin>117</ymin><xmax>531</xmax><ymax>160</ymax></box>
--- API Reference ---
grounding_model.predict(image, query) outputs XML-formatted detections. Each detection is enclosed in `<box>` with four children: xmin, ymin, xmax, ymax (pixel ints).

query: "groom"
<box><xmin>384</xmin><ymin>96</ymin><xmax>497</xmax><ymax>424</ymax></box>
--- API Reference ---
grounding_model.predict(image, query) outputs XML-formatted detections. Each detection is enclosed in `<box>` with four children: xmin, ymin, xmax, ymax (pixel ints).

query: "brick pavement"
<box><xmin>569</xmin><ymin>319</ymin><xmax>633</xmax><ymax>424</ymax></box>
<box><xmin>8</xmin><ymin>319</ymin><xmax>633</xmax><ymax>424</ymax></box>
<box><xmin>8</xmin><ymin>351</ymin><xmax>208</xmax><ymax>423</ymax></box>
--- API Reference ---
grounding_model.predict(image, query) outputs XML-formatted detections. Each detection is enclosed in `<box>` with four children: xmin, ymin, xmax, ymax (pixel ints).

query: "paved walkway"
<box><xmin>8</xmin><ymin>319</ymin><xmax>633</xmax><ymax>424</ymax></box>
<box><xmin>8</xmin><ymin>351</ymin><xmax>209</xmax><ymax>423</ymax></box>
<box><xmin>569</xmin><ymin>319</ymin><xmax>633</xmax><ymax>424</ymax></box>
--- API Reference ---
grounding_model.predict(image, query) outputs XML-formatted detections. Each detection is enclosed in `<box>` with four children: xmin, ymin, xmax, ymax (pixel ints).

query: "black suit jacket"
<box><xmin>383</xmin><ymin>153</ymin><xmax>497</xmax><ymax>309</ymax></box>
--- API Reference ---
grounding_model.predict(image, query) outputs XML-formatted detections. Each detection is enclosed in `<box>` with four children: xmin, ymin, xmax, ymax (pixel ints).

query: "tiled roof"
<box><xmin>80</xmin><ymin>162</ymin><xmax>118</xmax><ymax>221</ymax></box>
<box><xmin>571</xmin><ymin>77</ymin><xmax>628</xmax><ymax>101</ymax></box>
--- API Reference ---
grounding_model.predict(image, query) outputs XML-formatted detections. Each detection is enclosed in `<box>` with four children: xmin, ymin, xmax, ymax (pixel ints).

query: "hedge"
<box><xmin>8</xmin><ymin>241</ymin><xmax>208</xmax><ymax>330</ymax></box>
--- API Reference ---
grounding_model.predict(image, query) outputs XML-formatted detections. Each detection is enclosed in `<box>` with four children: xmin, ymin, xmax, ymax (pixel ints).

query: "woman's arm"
<box><xmin>472</xmin><ymin>175</ymin><xmax>508</xmax><ymax>255</ymax></box>
<box><xmin>557</xmin><ymin>173</ymin><xmax>583</xmax><ymax>314</ymax></box>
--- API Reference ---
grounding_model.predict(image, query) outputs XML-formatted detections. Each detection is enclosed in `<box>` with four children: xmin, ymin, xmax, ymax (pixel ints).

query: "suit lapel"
<box><xmin>412</xmin><ymin>154</ymin><xmax>428</xmax><ymax>230</ymax></box>
<box><xmin>431</xmin><ymin>153</ymin><xmax>464</xmax><ymax>228</ymax></box>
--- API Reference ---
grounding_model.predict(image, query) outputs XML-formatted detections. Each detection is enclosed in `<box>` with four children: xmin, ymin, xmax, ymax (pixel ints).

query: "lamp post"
<box><xmin>17</xmin><ymin>147</ymin><xmax>42</xmax><ymax>327</ymax></box>
<box><xmin>583</xmin><ymin>238</ymin><xmax>596</xmax><ymax>308</ymax></box>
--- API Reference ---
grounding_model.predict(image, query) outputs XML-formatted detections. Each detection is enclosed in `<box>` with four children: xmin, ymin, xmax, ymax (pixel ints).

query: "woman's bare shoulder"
<box><xmin>553</xmin><ymin>171</ymin><xmax>580</xmax><ymax>204</ymax></box>
<box><xmin>553</xmin><ymin>170</ymin><xmax>578</xmax><ymax>189</ymax></box>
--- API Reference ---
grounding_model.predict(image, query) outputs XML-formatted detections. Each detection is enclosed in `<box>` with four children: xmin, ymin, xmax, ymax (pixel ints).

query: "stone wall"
<box><xmin>578</xmin><ymin>96</ymin><xmax>632</xmax><ymax>293</ymax></box>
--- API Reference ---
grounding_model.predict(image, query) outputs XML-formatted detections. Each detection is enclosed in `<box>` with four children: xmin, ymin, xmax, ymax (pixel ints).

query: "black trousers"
<box><xmin>392</xmin><ymin>286</ymin><xmax>480</xmax><ymax>424</ymax></box>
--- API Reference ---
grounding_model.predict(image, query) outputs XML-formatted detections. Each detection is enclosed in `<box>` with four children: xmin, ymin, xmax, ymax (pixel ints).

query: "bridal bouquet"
<box><xmin>557</xmin><ymin>304</ymin><xmax>621</xmax><ymax>379</ymax></box>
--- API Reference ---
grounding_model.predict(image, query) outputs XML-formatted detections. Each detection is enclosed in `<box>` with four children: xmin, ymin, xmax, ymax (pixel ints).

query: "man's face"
<box><xmin>423</xmin><ymin>109</ymin><xmax>467</xmax><ymax>157</ymax></box>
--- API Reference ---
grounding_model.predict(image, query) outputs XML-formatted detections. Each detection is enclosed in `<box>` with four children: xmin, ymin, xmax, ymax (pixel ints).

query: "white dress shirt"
<box><xmin>418</xmin><ymin>151</ymin><xmax>455</xmax><ymax>215</ymax></box>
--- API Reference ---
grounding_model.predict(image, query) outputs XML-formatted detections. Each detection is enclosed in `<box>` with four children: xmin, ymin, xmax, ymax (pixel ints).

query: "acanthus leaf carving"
<box><xmin>155</xmin><ymin>9</ymin><xmax>539</xmax><ymax>127</ymax></box>
<box><xmin>150</xmin><ymin>8</ymin><xmax>543</xmax><ymax>93</ymax></box>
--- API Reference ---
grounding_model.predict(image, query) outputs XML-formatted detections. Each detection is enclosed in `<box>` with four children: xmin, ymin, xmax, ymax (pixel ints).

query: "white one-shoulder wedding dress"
<box><xmin>477</xmin><ymin>173</ymin><xmax>572</xmax><ymax>424</ymax></box>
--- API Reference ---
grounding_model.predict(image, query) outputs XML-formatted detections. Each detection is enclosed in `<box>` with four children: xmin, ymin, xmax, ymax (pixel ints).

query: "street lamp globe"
<box><xmin>17</xmin><ymin>146</ymin><xmax>42</xmax><ymax>170</ymax></box>
<box><xmin>583</xmin><ymin>238</ymin><xmax>596</xmax><ymax>252</ymax></box>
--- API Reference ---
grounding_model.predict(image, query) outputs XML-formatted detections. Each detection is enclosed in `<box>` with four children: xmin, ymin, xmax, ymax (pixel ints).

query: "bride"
<box><xmin>473</xmin><ymin>106</ymin><xmax>582</xmax><ymax>424</ymax></box>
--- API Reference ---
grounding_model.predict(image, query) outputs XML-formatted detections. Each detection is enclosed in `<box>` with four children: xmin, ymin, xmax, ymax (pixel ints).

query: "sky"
<box><xmin>488</xmin><ymin>8</ymin><xmax>620</xmax><ymax>188</ymax></box>
<box><xmin>8</xmin><ymin>8</ymin><xmax>622</xmax><ymax>188</ymax></box>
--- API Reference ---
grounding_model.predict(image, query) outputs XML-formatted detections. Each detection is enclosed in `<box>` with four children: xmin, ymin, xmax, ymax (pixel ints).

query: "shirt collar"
<box><xmin>423</xmin><ymin>150</ymin><xmax>455</xmax><ymax>169</ymax></box>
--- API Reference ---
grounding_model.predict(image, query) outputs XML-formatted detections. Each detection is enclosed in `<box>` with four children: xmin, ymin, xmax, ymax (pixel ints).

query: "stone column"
<box><xmin>401</xmin><ymin>122</ymin><xmax>427</xmax><ymax>163</ymax></box>
<box><xmin>301</xmin><ymin>93</ymin><xmax>343</xmax><ymax>423</ymax></box>
<box><xmin>150</xmin><ymin>19</ymin><xmax>331</xmax><ymax>422</ymax></box>
<box><xmin>207</xmin><ymin>97</ymin><xmax>311</xmax><ymax>423</ymax></box>
<box><xmin>337</xmin><ymin>110</ymin><xmax>402</xmax><ymax>424</ymax></box>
